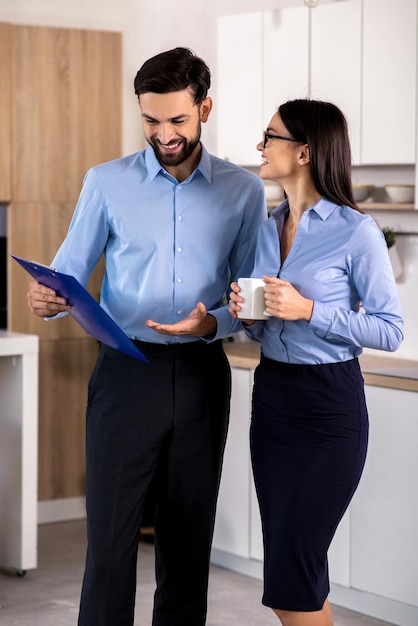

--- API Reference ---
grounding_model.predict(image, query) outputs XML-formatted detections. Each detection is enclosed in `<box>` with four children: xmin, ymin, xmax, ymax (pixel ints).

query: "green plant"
<box><xmin>382</xmin><ymin>227</ymin><xmax>396</xmax><ymax>249</ymax></box>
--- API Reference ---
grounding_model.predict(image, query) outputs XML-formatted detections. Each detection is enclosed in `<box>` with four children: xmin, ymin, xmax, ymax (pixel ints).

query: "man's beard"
<box><xmin>149</xmin><ymin>126</ymin><xmax>201</xmax><ymax>168</ymax></box>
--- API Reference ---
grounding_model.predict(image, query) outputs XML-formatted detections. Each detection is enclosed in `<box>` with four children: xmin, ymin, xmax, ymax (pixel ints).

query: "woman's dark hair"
<box><xmin>279</xmin><ymin>99</ymin><xmax>359</xmax><ymax>211</ymax></box>
<box><xmin>134</xmin><ymin>47</ymin><xmax>211</xmax><ymax>105</ymax></box>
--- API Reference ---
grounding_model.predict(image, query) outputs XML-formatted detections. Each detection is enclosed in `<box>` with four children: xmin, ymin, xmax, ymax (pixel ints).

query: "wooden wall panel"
<box><xmin>38</xmin><ymin>337</ymin><xmax>99</xmax><ymax>500</ymax></box>
<box><xmin>11</xmin><ymin>25</ymin><xmax>122</xmax><ymax>203</ymax></box>
<box><xmin>5</xmin><ymin>24</ymin><xmax>122</xmax><ymax>503</ymax></box>
<box><xmin>8</xmin><ymin>201</ymin><xmax>104</xmax><ymax>340</ymax></box>
<box><xmin>0</xmin><ymin>23</ymin><xmax>11</xmax><ymax>202</ymax></box>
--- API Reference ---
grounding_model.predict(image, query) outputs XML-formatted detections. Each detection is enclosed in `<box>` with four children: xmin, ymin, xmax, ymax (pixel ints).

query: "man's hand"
<box><xmin>146</xmin><ymin>302</ymin><xmax>217</xmax><ymax>337</ymax></box>
<box><xmin>27</xmin><ymin>281</ymin><xmax>71</xmax><ymax>318</ymax></box>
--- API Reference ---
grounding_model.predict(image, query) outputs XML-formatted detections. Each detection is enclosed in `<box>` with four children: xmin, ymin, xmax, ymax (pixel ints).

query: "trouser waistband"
<box><xmin>132</xmin><ymin>338</ymin><xmax>224</xmax><ymax>359</ymax></box>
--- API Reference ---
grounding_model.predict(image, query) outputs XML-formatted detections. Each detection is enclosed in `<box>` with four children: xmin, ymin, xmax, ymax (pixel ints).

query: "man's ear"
<box><xmin>199</xmin><ymin>97</ymin><xmax>213</xmax><ymax>123</ymax></box>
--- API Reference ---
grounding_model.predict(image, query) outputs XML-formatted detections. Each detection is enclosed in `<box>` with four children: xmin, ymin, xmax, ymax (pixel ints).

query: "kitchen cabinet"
<box><xmin>37</xmin><ymin>337</ymin><xmax>99</xmax><ymax>500</ymax></box>
<box><xmin>351</xmin><ymin>385</ymin><xmax>418</xmax><ymax>608</ymax></box>
<box><xmin>2</xmin><ymin>22</ymin><xmax>121</xmax><ymax>509</ymax></box>
<box><xmin>212</xmin><ymin>364</ymin><xmax>264</xmax><ymax>579</ymax></box>
<box><xmin>212</xmin><ymin>367</ymin><xmax>253</xmax><ymax>558</ymax></box>
<box><xmin>216</xmin><ymin>13</ymin><xmax>263</xmax><ymax>165</ymax></box>
<box><xmin>310</xmin><ymin>0</ymin><xmax>362</xmax><ymax>163</ymax></box>
<box><xmin>11</xmin><ymin>25</ymin><xmax>121</xmax><ymax>203</ymax></box>
<box><xmin>263</xmin><ymin>7</ymin><xmax>309</xmax><ymax>124</ymax></box>
<box><xmin>311</xmin><ymin>0</ymin><xmax>417</xmax><ymax>165</ymax></box>
<box><xmin>0</xmin><ymin>23</ymin><xmax>12</xmax><ymax>202</ymax></box>
<box><xmin>362</xmin><ymin>0</ymin><xmax>417</xmax><ymax>164</ymax></box>
<box><xmin>329</xmin><ymin>383</ymin><xmax>418</xmax><ymax>625</ymax></box>
<box><xmin>217</xmin><ymin>8</ymin><xmax>309</xmax><ymax>166</ymax></box>
<box><xmin>0</xmin><ymin>331</ymin><xmax>38</xmax><ymax>573</ymax></box>
<box><xmin>216</xmin><ymin>0</ymin><xmax>417</xmax><ymax>168</ymax></box>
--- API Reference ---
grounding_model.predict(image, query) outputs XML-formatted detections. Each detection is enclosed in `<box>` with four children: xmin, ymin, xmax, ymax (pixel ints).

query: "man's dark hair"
<box><xmin>134</xmin><ymin>47</ymin><xmax>211</xmax><ymax>105</ymax></box>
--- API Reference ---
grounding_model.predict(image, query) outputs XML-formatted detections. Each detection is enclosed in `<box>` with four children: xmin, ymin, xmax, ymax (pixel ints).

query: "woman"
<box><xmin>229</xmin><ymin>99</ymin><xmax>403</xmax><ymax>626</ymax></box>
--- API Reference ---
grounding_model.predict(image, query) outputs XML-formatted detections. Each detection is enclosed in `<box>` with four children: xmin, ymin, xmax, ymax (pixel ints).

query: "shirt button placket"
<box><xmin>175</xmin><ymin>185</ymin><xmax>184</xmax><ymax>317</ymax></box>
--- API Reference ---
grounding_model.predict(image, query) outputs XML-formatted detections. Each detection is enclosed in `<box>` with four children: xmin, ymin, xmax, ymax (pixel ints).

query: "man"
<box><xmin>27</xmin><ymin>47</ymin><xmax>266</xmax><ymax>626</ymax></box>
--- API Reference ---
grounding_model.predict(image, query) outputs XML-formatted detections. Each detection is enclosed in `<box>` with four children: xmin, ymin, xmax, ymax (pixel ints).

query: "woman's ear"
<box><xmin>298</xmin><ymin>143</ymin><xmax>310</xmax><ymax>165</ymax></box>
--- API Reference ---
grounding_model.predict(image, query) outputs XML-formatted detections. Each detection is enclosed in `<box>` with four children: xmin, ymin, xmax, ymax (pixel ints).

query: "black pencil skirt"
<box><xmin>250</xmin><ymin>355</ymin><xmax>368</xmax><ymax>612</ymax></box>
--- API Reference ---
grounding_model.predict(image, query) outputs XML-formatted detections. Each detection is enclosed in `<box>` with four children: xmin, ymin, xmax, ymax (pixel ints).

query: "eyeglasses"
<box><xmin>262</xmin><ymin>131</ymin><xmax>300</xmax><ymax>148</ymax></box>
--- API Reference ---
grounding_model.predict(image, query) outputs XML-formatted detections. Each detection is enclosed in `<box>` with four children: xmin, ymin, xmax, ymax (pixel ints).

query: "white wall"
<box><xmin>363</xmin><ymin>210</ymin><xmax>418</xmax><ymax>362</ymax></box>
<box><xmin>1</xmin><ymin>0</ymin><xmax>417</xmax><ymax>360</ymax></box>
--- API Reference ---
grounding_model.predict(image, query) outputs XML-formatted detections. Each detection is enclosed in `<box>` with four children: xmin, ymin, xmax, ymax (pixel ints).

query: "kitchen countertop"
<box><xmin>0</xmin><ymin>330</ymin><xmax>39</xmax><ymax>355</ymax></box>
<box><xmin>223</xmin><ymin>341</ymin><xmax>418</xmax><ymax>393</ymax></box>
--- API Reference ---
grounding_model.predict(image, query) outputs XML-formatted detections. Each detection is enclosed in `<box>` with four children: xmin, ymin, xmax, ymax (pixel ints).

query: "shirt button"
<box><xmin>178</xmin><ymin>215</ymin><xmax>183</xmax><ymax>221</ymax></box>
<box><xmin>177</xmin><ymin>309</ymin><xmax>182</xmax><ymax>315</ymax></box>
<box><xmin>177</xmin><ymin>247</ymin><xmax>183</xmax><ymax>253</ymax></box>
<box><xmin>177</xmin><ymin>278</ymin><xmax>183</xmax><ymax>283</ymax></box>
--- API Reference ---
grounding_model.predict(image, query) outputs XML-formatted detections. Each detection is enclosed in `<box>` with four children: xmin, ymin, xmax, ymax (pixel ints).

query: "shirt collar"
<box><xmin>271</xmin><ymin>196</ymin><xmax>339</xmax><ymax>221</ymax></box>
<box><xmin>144</xmin><ymin>144</ymin><xmax>212</xmax><ymax>183</ymax></box>
<box><xmin>311</xmin><ymin>197</ymin><xmax>339</xmax><ymax>220</ymax></box>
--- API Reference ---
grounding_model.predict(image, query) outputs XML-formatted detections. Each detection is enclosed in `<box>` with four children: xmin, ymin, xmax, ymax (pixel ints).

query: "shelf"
<box><xmin>359</xmin><ymin>202</ymin><xmax>416</xmax><ymax>211</ymax></box>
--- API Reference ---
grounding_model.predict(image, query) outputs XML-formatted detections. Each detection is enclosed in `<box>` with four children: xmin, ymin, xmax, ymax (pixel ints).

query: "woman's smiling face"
<box><xmin>257</xmin><ymin>113</ymin><xmax>302</xmax><ymax>184</ymax></box>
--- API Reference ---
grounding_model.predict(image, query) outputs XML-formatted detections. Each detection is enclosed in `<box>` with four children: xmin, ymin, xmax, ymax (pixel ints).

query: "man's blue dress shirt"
<box><xmin>51</xmin><ymin>145</ymin><xmax>267</xmax><ymax>344</ymax></box>
<box><xmin>245</xmin><ymin>197</ymin><xmax>404</xmax><ymax>364</ymax></box>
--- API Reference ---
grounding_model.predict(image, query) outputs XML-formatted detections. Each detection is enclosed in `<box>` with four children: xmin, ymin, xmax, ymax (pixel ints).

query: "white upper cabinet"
<box><xmin>216</xmin><ymin>7</ymin><xmax>309</xmax><ymax>166</ymax></box>
<box><xmin>216</xmin><ymin>1</ymin><xmax>417</xmax><ymax>167</ymax></box>
<box><xmin>263</xmin><ymin>7</ymin><xmax>309</xmax><ymax>125</ymax></box>
<box><xmin>362</xmin><ymin>0</ymin><xmax>417</xmax><ymax>164</ymax></box>
<box><xmin>310</xmin><ymin>0</ymin><xmax>362</xmax><ymax>164</ymax></box>
<box><xmin>312</xmin><ymin>0</ymin><xmax>417</xmax><ymax>165</ymax></box>
<box><xmin>216</xmin><ymin>12</ymin><xmax>263</xmax><ymax>165</ymax></box>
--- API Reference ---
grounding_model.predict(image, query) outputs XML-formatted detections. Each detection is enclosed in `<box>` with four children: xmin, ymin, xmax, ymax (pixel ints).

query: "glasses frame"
<box><xmin>262</xmin><ymin>131</ymin><xmax>300</xmax><ymax>149</ymax></box>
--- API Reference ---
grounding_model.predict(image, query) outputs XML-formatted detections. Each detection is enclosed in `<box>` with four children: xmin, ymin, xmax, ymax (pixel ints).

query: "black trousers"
<box><xmin>78</xmin><ymin>340</ymin><xmax>231</xmax><ymax>626</ymax></box>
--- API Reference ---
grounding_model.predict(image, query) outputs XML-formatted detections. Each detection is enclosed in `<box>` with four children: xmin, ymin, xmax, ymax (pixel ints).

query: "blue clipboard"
<box><xmin>11</xmin><ymin>254</ymin><xmax>149</xmax><ymax>363</ymax></box>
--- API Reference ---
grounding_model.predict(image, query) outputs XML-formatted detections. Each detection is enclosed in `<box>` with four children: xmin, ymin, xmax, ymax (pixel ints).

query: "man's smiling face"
<box><xmin>139</xmin><ymin>88</ymin><xmax>211</xmax><ymax>173</ymax></box>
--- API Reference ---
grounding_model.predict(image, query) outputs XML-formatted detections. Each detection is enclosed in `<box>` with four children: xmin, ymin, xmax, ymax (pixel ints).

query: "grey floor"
<box><xmin>0</xmin><ymin>520</ymin><xmax>395</xmax><ymax>626</ymax></box>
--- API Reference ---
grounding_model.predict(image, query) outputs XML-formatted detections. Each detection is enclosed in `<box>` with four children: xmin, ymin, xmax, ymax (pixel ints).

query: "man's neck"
<box><xmin>165</xmin><ymin>144</ymin><xmax>202</xmax><ymax>183</ymax></box>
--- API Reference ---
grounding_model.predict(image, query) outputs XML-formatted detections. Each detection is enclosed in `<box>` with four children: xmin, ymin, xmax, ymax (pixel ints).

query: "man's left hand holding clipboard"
<box><xmin>12</xmin><ymin>254</ymin><xmax>148</xmax><ymax>363</ymax></box>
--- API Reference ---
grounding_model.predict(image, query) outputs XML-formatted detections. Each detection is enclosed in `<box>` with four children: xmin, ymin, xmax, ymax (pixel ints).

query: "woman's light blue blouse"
<box><xmin>245</xmin><ymin>197</ymin><xmax>404</xmax><ymax>364</ymax></box>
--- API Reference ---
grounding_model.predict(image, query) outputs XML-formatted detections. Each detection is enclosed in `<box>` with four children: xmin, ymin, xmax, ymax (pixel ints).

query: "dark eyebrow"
<box><xmin>142</xmin><ymin>113</ymin><xmax>191</xmax><ymax>123</ymax></box>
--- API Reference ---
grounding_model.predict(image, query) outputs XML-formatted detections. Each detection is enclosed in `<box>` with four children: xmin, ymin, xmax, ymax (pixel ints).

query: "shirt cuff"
<box><xmin>308</xmin><ymin>301</ymin><xmax>333</xmax><ymax>337</ymax></box>
<box><xmin>203</xmin><ymin>306</ymin><xmax>242</xmax><ymax>342</ymax></box>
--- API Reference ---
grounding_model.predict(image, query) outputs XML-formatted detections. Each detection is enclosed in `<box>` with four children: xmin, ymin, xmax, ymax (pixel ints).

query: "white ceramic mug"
<box><xmin>237</xmin><ymin>278</ymin><xmax>269</xmax><ymax>320</ymax></box>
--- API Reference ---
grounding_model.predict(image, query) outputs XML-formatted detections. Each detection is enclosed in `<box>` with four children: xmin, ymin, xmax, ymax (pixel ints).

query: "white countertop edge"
<box><xmin>0</xmin><ymin>330</ymin><xmax>39</xmax><ymax>355</ymax></box>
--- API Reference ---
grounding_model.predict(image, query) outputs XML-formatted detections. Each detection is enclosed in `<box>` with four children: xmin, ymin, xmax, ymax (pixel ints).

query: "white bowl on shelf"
<box><xmin>384</xmin><ymin>184</ymin><xmax>415</xmax><ymax>204</ymax></box>
<box><xmin>352</xmin><ymin>184</ymin><xmax>374</xmax><ymax>202</ymax></box>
